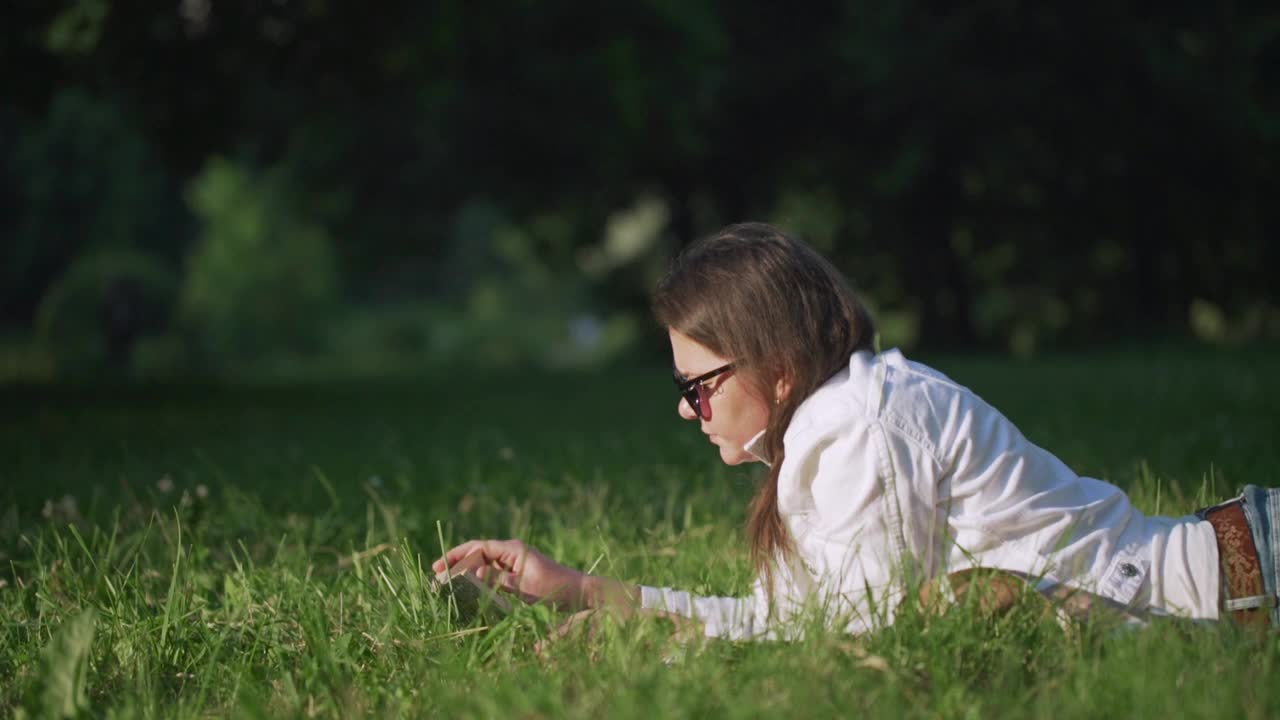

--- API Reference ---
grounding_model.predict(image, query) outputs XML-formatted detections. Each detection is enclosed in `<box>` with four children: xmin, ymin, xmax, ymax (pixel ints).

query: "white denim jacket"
<box><xmin>640</xmin><ymin>349</ymin><xmax>1220</xmax><ymax>639</ymax></box>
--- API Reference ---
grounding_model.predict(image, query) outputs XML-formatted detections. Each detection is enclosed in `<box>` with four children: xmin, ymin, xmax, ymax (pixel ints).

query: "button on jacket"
<box><xmin>641</xmin><ymin>349</ymin><xmax>1220</xmax><ymax>639</ymax></box>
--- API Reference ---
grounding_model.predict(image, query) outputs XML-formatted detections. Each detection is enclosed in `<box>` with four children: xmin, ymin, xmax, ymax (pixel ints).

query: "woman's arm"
<box><xmin>433</xmin><ymin>538</ymin><xmax>619</xmax><ymax>611</ymax></box>
<box><xmin>434</xmin><ymin>541</ymin><xmax>780</xmax><ymax>639</ymax></box>
<box><xmin>581</xmin><ymin>574</ymin><xmax>642</xmax><ymax>610</ymax></box>
<box><xmin>913</xmin><ymin>568</ymin><xmax>1150</xmax><ymax>626</ymax></box>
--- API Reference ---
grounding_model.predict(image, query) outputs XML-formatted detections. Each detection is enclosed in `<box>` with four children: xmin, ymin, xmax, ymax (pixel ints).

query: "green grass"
<box><xmin>3</xmin><ymin>347</ymin><xmax>1279</xmax><ymax>718</ymax></box>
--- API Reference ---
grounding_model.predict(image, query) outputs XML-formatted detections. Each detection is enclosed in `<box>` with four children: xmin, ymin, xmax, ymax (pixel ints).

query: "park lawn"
<box><xmin>2</xmin><ymin>346</ymin><xmax>1279</xmax><ymax>718</ymax></box>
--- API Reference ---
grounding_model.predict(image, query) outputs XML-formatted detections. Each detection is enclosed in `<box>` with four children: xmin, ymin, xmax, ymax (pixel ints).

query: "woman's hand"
<box><xmin>432</xmin><ymin>539</ymin><xmax>589</xmax><ymax>610</ymax></box>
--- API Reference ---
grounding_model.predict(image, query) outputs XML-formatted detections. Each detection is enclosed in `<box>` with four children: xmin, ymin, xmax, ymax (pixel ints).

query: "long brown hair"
<box><xmin>652</xmin><ymin>222</ymin><xmax>876</xmax><ymax>593</ymax></box>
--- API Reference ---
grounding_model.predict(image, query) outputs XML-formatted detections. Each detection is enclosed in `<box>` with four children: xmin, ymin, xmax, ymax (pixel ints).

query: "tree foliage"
<box><xmin>35</xmin><ymin>249</ymin><xmax>176</xmax><ymax>376</ymax></box>
<box><xmin>1</xmin><ymin>1</ymin><xmax>1277</xmax><ymax>361</ymax></box>
<box><xmin>179</xmin><ymin>158</ymin><xmax>339</xmax><ymax>364</ymax></box>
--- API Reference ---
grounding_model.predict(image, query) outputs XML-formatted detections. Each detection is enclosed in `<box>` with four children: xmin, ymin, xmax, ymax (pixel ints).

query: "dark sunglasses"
<box><xmin>673</xmin><ymin>363</ymin><xmax>736</xmax><ymax>419</ymax></box>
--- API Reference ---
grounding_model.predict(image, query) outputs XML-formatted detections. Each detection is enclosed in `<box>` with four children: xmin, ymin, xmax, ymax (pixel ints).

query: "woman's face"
<box><xmin>669</xmin><ymin>329</ymin><xmax>771</xmax><ymax>465</ymax></box>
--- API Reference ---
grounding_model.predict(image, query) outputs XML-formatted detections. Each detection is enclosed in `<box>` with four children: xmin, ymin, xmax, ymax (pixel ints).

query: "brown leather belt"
<box><xmin>1202</xmin><ymin>500</ymin><xmax>1270</xmax><ymax>627</ymax></box>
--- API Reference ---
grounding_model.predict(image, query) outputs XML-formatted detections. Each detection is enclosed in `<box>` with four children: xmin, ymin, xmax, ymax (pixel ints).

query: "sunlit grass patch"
<box><xmin>2</xmin><ymin>351</ymin><xmax>1279</xmax><ymax>717</ymax></box>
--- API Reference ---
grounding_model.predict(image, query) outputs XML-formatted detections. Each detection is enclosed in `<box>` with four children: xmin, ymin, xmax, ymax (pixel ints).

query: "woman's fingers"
<box><xmin>432</xmin><ymin>538</ymin><xmax>526</xmax><ymax>575</ymax></box>
<box><xmin>431</xmin><ymin>538</ymin><xmax>586</xmax><ymax>608</ymax></box>
<box><xmin>472</xmin><ymin>564</ymin><xmax>521</xmax><ymax>594</ymax></box>
<box><xmin>431</xmin><ymin>540</ymin><xmax>481</xmax><ymax>573</ymax></box>
<box><xmin>433</xmin><ymin>540</ymin><xmax>543</xmax><ymax>597</ymax></box>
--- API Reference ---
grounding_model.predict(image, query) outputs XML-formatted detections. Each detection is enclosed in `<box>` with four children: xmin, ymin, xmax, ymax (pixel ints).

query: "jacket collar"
<box><xmin>743</xmin><ymin>429</ymin><xmax>772</xmax><ymax>466</ymax></box>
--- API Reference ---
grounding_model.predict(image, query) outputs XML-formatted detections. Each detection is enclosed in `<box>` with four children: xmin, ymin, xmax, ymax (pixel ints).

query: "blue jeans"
<box><xmin>1198</xmin><ymin>485</ymin><xmax>1280</xmax><ymax>626</ymax></box>
<box><xmin>1241</xmin><ymin>485</ymin><xmax>1280</xmax><ymax>626</ymax></box>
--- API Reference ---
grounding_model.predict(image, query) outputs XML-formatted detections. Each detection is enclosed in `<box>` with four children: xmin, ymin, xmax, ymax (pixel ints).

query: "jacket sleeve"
<box><xmin>640</xmin><ymin>571</ymin><xmax>768</xmax><ymax>638</ymax></box>
<box><xmin>637</xmin><ymin>573</ymin><xmax>778</xmax><ymax>641</ymax></box>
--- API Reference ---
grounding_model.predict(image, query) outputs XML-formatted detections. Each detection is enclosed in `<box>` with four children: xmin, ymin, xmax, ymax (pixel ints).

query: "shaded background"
<box><xmin>2</xmin><ymin>1</ymin><xmax>1278</xmax><ymax>381</ymax></box>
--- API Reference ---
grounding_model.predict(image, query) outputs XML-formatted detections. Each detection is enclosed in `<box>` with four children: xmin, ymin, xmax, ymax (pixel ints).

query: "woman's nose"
<box><xmin>678</xmin><ymin>396</ymin><xmax>697</xmax><ymax>420</ymax></box>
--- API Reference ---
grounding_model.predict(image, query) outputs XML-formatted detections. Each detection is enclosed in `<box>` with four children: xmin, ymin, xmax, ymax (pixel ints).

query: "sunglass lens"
<box><xmin>685</xmin><ymin>388</ymin><xmax>700</xmax><ymax>416</ymax></box>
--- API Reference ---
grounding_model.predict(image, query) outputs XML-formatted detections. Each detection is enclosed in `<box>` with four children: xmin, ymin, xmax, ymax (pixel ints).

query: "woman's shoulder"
<box><xmin>794</xmin><ymin>348</ymin><xmax>971</xmax><ymax>415</ymax></box>
<box><xmin>786</xmin><ymin>349</ymin><xmax>987</xmax><ymax>461</ymax></box>
<box><xmin>784</xmin><ymin>354</ymin><xmax>867</xmax><ymax>438</ymax></box>
<box><xmin>878</xmin><ymin>350</ymin><xmax>1026</xmax><ymax>463</ymax></box>
<box><xmin>781</xmin><ymin>349</ymin><xmax>892</xmax><ymax>447</ymax></box>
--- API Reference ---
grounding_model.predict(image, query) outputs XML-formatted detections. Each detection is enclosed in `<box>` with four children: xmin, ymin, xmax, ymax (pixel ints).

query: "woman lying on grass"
<box><xmin>434</xmin><ymin>222</ymin><xmax>1280</xmax><ymax>640</ymax></box>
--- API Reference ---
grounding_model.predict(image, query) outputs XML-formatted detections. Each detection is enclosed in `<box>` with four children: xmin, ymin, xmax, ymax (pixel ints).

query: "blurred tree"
<box><xmin>179</xmin><ymin>158</ymin><xmax>339</xmax><ymax>366</ymax></box>
<box><xmin>2</xmin><ymin>88</ymin><xmax>184</xmax><ymax>329</ymax></box>
<box><xmin>0</xmin><ymin>0</ymin><xmax>1275</xmax><ymax>361</ymax></box>
<box><xmin>35</xmin><ymin>249</ymin><xmax>176</xmax><ymax>375</ymax></box>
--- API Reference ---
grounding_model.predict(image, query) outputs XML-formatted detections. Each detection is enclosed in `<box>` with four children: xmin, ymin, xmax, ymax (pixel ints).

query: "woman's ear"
<box><xmin>774</xmin><ymin>374</ymin><xmax>792</xmax><ymax>405</ymax></box>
